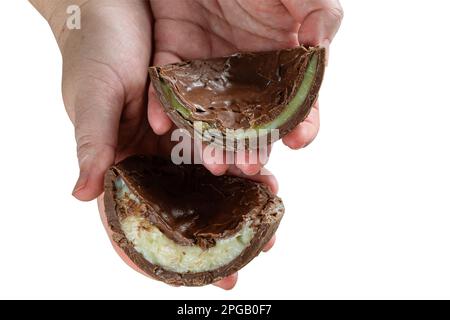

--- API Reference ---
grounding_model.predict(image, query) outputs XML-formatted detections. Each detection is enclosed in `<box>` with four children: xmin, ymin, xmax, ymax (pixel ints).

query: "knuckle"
<box><xmin>75</xmin><ymin>132</ymin><xmax>116</xmax><ymax>163</ymax></box>
<box><xmin>75</xmin><ymin>134</ymin><xmax>115</xmax><ymax>158</ymax></box>
<box><xmin>75</xmin><ymin>134</ymin><xmax>97</xmax><ymax>162</ymax></box>
<box><xmin>326</xmin><ymin>2</ymin><xmax>344</xmax><ymax>23</ymax></box>
<box><xmin>75</xmin><ymin>133</ymin><xmax>115</xmax><ymax>170</ymax></box>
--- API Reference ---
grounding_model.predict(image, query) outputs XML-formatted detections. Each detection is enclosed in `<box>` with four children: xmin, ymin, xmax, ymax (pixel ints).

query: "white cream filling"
<box><xmin>115</xmin><ymin>178</ymin><xmax>255</xmax><ymax>273</ymax></box>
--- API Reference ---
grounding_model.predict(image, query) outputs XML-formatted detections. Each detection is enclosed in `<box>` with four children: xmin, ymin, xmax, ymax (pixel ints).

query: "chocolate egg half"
<box><xmin>149</xmin><ymin>46</ymin><xmax>325</xmax><ymax>150</ymax></box>
<box><xmin>104</xmin><ymin>156</ymin><xmax>284</xmax><ymax>286</ymax></box>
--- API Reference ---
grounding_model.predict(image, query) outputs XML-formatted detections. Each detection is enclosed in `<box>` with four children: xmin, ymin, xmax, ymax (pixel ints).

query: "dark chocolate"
<box><xmin>104</xmin><ymin>155</ymin><xmax>284</xmax><ymax>286</ymax></box>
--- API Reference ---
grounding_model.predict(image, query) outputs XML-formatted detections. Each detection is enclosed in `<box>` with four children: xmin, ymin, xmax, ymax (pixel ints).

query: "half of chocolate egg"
<box><xmin>103</xmin><ymin>155</ymin><xmax>284</xmax><ymax>286</ymax></box>
<box><xmin>149</xmin><ymin>46</ymin><xmax>325</xmax><ymax>149</ymax></box>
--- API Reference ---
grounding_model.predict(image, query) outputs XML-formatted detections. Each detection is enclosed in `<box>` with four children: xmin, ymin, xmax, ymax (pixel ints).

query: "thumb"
<box><xmin>72</xmin><ymin>79</ymin><xmax>123</xmax><ymax>201</ymax></box>
<box><xmin>282</xmin><ymin>0</ymin><xmax>344</xmax><ymax>48</ymax></box>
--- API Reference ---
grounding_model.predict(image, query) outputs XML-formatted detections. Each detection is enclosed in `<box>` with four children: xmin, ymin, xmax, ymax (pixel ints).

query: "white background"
<box><xmin>0</xmin><ymin>0</ymin><xmax>449</xmax><ymax>299</ymax></box>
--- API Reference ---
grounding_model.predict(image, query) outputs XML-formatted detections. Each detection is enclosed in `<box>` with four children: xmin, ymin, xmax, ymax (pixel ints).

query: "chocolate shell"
<box><xmin>149</xmin><ymin>46</ymin><xmax>325</xmax><ymax>149</ymax></box>
<box><xmin>104</xmin><ymin>155</ymin><xmax>284</xmax><ymax>286</ymax></box>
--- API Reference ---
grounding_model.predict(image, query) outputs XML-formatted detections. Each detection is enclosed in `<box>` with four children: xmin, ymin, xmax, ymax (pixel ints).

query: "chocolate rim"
<box><xmin>104</xmin><ymin>155</ymin><xmax>284</xmax><ymax>286</ymax></box>
<box><xmin>149</xmin><ymin>46</ymin><xmax>326</xmax><ymax>150</ymax></box>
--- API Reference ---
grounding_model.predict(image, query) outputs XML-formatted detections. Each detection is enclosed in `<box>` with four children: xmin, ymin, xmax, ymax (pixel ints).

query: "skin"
<box><xmin>30</xmin><ymin>0</ymin><xmax>342</xmax><ymax>289</ymax></box>
<box><xmin>149</xmin><ymin>0</ymin><xmax>344</xmax><ymax>175</ymax></box>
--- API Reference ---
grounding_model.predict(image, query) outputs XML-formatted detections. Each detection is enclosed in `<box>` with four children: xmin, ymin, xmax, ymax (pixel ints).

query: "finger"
<box><xmin>148</xmin><ymin>51</ymin><xmax>182</xmax><ymax>135</ymax></box>
<box><xmin>72</xmin><ymin>79</ymin><xmax>123</xmax><ymax>201</ymax></box>
<box><xmin>236</xmin><ymin>162</ymin><xmax>261</xmax><ymax>176</ymax></box>
<box><xmin>263</xmin><ymin>235</ymin><xmax>276</xmax><ymax>252</ymax></box>
<box><xmin>227</xmin><ymin>166</ymin><xmax>279</xmax><ymax>195</ymax></box>
<box><xmin>148</xmin><ymin>87</ymin><xmax>173</xmax><ymax>135</ymax></box>
<box><xmin>235</xmin><ymin>145</ymin><xmax>272</xmax><ymax>176</ymax></box>
<box><xmin>191</xmin><ymin>132</ymin><xmax>230</xmax><ymax>175</ymax></box>
<box><xmin>213</xmin><ymin>273</ymin><xmax>238</xmax><ymax>290</ymax></box>
<box><xmin>200</xmin><ymin>143</ymin><xmax>230</xmax><ymax>176</ymax></box>
<box><xmin>282</xmin><ymin>0</ymin><xmax>344</xmax><ymax>47</ymax></box>
<box><xmin>282</xmin><ymin>102</ymin><xmax>320</xmax><ymax>149</ymax></box>
<box><xmin>203</xmin><ymin>140</ymin><xmax>273</xmax><ymax>176</ymax></box>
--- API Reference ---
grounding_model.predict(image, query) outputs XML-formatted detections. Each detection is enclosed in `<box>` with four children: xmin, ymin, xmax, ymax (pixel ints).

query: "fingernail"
<box><xmin>72</xmin><ymin>171</ymin><xmax>89</xmax><ymax>196</ymax></box>
<box><xmin>243</xmin><ymin>165</ymin><xmax>260</xmax><ymax>176</ymax></box>
<box><xmin>208</xmin><ymin>165</ymin><xmax>228</xmax><ymax>176</ymax></box>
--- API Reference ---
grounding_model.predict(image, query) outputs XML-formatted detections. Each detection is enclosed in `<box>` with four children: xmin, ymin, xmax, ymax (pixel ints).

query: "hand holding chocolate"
<box><xmin>104</xmin><ymin>156</ymin><xmax>284</xmax><ymax>286</ymax></box>
<box><xmin>149</xmin><ymin>46</ymin><xmax>325</xmax><ymax>149</ymax></box>
<box><xmin>104</xmin><ymin>46</ymin><xmax>325</xmax><ymax>286</ymax></box>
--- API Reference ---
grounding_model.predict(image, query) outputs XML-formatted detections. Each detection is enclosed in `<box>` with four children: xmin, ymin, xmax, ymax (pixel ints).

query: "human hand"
<box><xmin>149</xmin><ymin>0</ymin><xmax>343</xmax><ymax>174</ymax></box>
<box><xmin>56</xmin><ymin>0</ymin><xmax>154</xmax><ymax>200</ymax></box>
<box><xmin>37</xmin><ymin>0</ymin><xmax>277</xmax><ymax>290</ymax></box>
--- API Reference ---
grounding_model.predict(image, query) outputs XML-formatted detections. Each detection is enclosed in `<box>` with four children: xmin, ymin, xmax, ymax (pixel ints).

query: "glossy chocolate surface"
<box><xmin>155</xmin><ymin>46</ymin><xmax>313</xmax><ymax>130</ymax></box>
<box><xmin>104</xmin><ymin>155</ymin><xmax>284</xmax><ymax>286</ymax></box>
<box><xmin>112</xmin><ymin>156</ymin><xmax>272</xmax><ymax>246</ymax></box>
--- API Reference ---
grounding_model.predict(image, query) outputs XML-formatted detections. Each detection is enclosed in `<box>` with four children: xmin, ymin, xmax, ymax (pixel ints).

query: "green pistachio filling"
<box><xmin>162</xmin><ymin>83</ymin><xmax>192</xmax><ymax>119</ymax></box>
<box><xmin>256</xmin><ymin>53</ymin><xmax>319</xmax><ymax>130</ymax></box>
